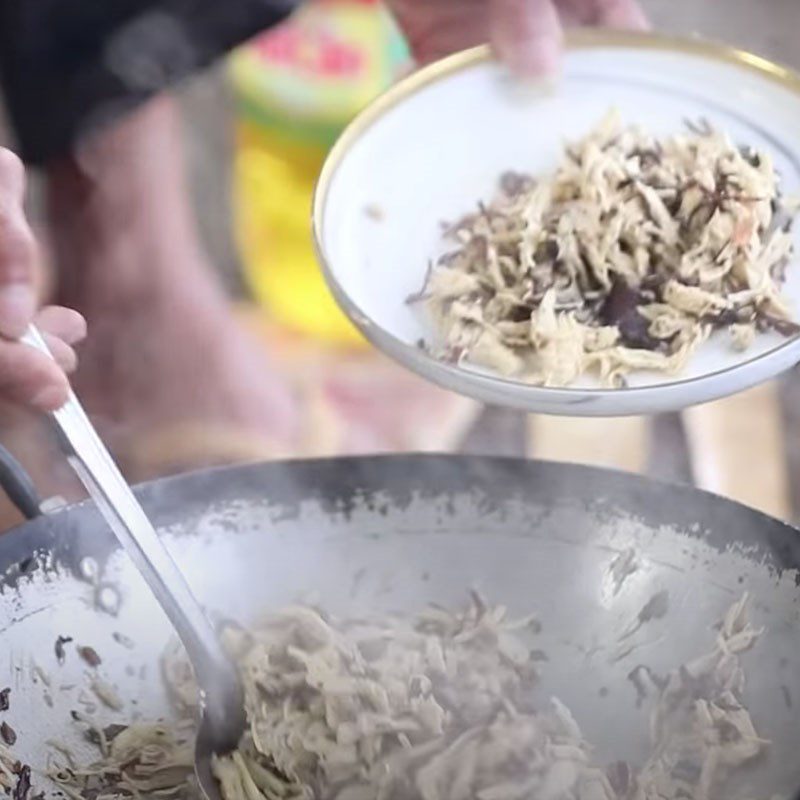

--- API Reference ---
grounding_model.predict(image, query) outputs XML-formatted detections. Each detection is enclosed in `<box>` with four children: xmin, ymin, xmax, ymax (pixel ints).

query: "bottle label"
<box><xmin>230</xmin><ymin>0</ymin><xmax>409</xmax><ymax>132</ymax></box>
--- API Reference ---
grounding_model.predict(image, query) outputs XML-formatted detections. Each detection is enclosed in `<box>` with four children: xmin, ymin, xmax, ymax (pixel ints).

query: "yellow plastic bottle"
<box><xmin>229</xmin><ymin>0</ymin><xmax>408</xmax><ymax>346</ymax></box>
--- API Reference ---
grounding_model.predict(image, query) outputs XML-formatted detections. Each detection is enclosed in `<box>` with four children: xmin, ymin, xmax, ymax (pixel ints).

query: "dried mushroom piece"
<box><xmin>413</xmin><ymin>110</ymin><xmax>800</xmax><ymax>387</ymax></box>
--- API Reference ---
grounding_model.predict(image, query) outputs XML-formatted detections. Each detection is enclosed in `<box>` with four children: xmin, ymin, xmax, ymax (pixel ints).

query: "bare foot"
<box><xmin>72</xmin><ymin>288</ymin><xmax>301</xmax><ymax>474</ymax></box>
<box><xmin>45</xmin><ymin>96</ymin><xmax>301</xmax><ymax>479</ymax></box>
<box><xmin>239</xmin><ymin>311</ymin><xmax>482</xmax><ymax>457</ymax></box>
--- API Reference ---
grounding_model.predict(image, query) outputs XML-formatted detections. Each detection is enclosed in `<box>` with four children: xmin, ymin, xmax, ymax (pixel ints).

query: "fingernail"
<box><xmin>0</xmin><ymin>284</ymin><xmax>35</xmax><ymax>338</ymax></box>
<box><xmin>31</xmin><ymin>384</ymin><xmax>68</xmax><ymax>412</ymax></box>
<box><xmin>513</xmin><ymin>36</ymin><xmax>562</xmax><ymax>78</ymax></box>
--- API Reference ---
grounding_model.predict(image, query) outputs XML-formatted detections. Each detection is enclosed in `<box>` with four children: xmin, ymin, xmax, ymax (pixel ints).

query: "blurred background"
<box><xmin>3</xmin><ymin>0</ymin><xmax>800</xmax><ymax>526</ymax></box>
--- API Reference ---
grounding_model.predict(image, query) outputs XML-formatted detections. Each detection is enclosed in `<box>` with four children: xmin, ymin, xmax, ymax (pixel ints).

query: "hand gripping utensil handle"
<box><xmin>21</xmin><ymin>325</ymin><xmax>242</xmax><ymax>734</ymax></box>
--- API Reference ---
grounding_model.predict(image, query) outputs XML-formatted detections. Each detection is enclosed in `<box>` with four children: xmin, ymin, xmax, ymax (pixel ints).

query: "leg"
<box><xmin>45</xmin><ymin>94</ymin><xmax>301</xmax><ymax>476</ymax></box>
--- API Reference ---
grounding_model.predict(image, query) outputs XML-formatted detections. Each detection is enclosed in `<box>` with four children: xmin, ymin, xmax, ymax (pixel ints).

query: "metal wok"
<box><xmin>0</xmin><ymin>454</ymin><xmax>799</xmax><ymax>798</ymax></box>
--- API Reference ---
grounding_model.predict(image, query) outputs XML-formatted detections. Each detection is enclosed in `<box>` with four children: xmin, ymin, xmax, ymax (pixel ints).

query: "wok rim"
<box><xmin>1</xmin><ymin>454</ymin><xmax>797</xmax><ymax>587</ymax></box>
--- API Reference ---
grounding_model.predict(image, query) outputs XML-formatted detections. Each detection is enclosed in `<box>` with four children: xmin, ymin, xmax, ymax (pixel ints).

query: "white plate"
<box><xmin>313</xmin><ymin>31</ymin><xmax>800</xmax><ymax>416</ymax></box>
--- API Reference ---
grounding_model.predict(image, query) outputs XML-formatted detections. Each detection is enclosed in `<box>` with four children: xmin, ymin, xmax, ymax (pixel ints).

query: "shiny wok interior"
<box><xmin>1</xmin><ymin>454</ymin><xmax>799</xmax><ymax>797</ymax></box>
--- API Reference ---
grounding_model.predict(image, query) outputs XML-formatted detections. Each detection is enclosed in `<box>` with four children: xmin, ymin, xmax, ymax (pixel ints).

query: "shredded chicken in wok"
<box><xmin>46</xmin><ymin>593</ymin><xmax>769</xmax><ymax>800</ymax></box>
<box><xmin>412</xmin><ymin>111</ymin><xmax>800</xmax><ymax>387</ymax></box>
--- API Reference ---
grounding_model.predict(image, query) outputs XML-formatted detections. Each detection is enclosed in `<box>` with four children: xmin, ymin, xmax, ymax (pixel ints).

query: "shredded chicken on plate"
<box><xmin>48</xmin><ymin>593</ymin><xmax>770</xmax><ymax>800</ymax></box>
<box><xmin>412</xmin><ymin>111</ymin><xmax>800</xmax><ymax>387</ymax></box>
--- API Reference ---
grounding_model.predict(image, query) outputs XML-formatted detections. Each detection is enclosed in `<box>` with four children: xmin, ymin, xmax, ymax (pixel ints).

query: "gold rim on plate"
<box><xmin>311</xmin><ymin>30</ymin><xmax>800</xmax><ymax>400</ymax></box>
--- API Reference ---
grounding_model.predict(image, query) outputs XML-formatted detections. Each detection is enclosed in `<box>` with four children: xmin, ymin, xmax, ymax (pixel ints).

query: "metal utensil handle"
<box><xmin>21</xmin><ymin>325</ymin><xmax>232</xmax><ymax>691</ymax></box>
<box><xmin>0</xmin><ymin>444</ymin><xmax>42</xmax><ymax>520</ymax></box>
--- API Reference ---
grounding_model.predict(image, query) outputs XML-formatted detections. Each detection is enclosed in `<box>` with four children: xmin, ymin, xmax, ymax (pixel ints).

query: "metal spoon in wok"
<box><xmin>22</xmin><ymin>326</ymin><xmax>245</xmax><ymax>800</ymax></box>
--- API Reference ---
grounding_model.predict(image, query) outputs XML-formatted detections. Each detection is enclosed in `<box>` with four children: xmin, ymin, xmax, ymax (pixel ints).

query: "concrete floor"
<box><xmin>645</xmin><ymin>0</ymin><xmax>800</xmax><ymax>69</ymax></box>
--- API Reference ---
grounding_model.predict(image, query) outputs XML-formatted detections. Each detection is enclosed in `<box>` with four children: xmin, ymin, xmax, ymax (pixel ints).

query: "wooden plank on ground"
<box><xmin>682</xmin><ymin>383</ymin><xmax>790</xmax><ymax>519</ymax></box>
<box><xmin>527</xmin><ymin>415</ymin><xmax>649</xmax><ymax>474</ymax></box>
